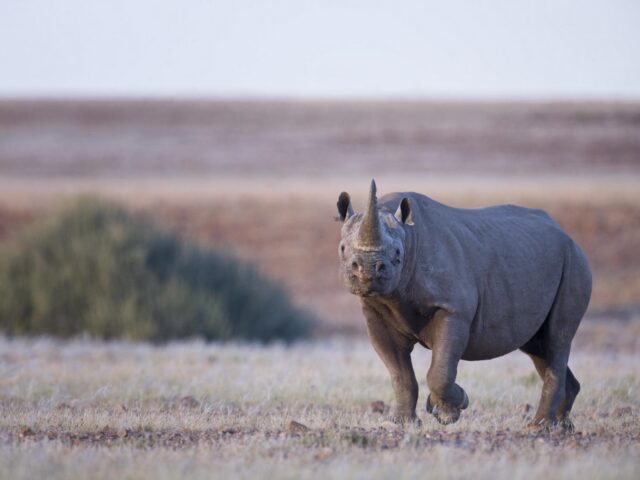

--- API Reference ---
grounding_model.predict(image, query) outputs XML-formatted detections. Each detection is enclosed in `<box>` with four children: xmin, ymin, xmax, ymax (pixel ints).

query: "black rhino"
<box><xmin>337</xmin><ymin>180</ymin><xmax>592</xmax><ymax>429</ymax></box>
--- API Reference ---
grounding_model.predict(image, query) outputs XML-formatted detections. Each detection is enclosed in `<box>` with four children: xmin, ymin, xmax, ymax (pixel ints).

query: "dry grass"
<box><xmin>1</xmin><ymin>335</ymin><xmax>638</xmax><ymax>479</ymax></box>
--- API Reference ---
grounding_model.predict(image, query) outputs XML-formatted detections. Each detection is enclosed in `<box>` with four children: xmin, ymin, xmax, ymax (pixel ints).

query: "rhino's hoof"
<box><xmin>526</xmin><ymin>418</ymin><xmax>564</xmax><ymax>433</ymax></box>
<box><xmin>426</xmin><ymin>392</ymin><xmax>468</xmax><ymax>413</ymax></box>
<box><xmin>432</xmin><ymin>406</ymin><xmax>461</xmax><ymax>425</ymax></box>
<box><xmin>388</xmin><ymin>411</ymin><xmax>421</xmax><ymax>427</ymax></box>
<box><xmin>426</xmin><ymin>394</ymin><xmax>463</xmax><ymax>425</ymax></box>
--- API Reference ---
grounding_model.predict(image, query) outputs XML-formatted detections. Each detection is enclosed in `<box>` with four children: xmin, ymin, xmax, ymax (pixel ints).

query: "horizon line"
<box><xmin>2</xmin><ymin>93</ymin><xmax>640</xmax><ymax>105</ymax></box>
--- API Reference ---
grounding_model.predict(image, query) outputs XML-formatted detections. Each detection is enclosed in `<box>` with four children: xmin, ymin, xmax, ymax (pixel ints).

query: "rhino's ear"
<box><xmin>395</xmin><ymin>198</ymin><xmax>414</xmax><ymax>225</ymax></box>
<box><xmin>336</xmin><ymin>192</ymin><xmax>354</xmax><ymax>222</ymax></box>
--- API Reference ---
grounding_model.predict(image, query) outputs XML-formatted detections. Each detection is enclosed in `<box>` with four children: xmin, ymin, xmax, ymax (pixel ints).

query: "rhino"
<box><xmin>336</xmin><ymin>180</ymin><xmax>592</xmax><ymax>429</ymax></box>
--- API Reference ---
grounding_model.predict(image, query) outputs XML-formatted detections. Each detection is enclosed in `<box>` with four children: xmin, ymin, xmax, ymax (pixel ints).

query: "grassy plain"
<box><xmin>1</xmin><ymin>336</ymin><xmax>638</xmax><ymax>480</ymax></box>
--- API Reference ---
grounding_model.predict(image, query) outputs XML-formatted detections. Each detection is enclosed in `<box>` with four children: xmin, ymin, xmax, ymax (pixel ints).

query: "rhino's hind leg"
<box><xmin>520</xmin><ymin>342</ymin><xmax>574</xmax><ymax>431</ymax></box>
<box><xmin>520</xmin><ymin>247</ymin><xmax>590</xmax><ymax>431</ymax></box>
<box><xmin>519</xmin><ymin>315</ymin><xmax>583</xmax><ymax>431</ymax></box>
<box><xmin>557</xmin><ymin>367</ymin><xmax>580</xmax><ymax>431</ymax></box>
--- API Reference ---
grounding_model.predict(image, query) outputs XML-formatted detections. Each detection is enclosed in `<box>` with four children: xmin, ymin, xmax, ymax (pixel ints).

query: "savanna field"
<box><xmin>0</xmin><ymin>101</ymin><xmax>639</xmax><ymax>479</ymax></box>
<box><xmin>1</xmin><ymin>337</ymin><xmax>638</xmax><ymax>479</ymax></box>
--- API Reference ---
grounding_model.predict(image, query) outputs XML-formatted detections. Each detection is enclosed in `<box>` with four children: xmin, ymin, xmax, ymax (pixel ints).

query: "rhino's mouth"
<box><xmin>349</xmin><ymin>278</ymin><xmax>387</xmax><ymax>297</ymax></box>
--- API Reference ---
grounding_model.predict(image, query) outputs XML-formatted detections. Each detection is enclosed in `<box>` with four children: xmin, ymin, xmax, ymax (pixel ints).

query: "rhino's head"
<box><xmin>336</xmin><ymin>180</ymin><xmax>413</xmax><ymax>297</ymax></box>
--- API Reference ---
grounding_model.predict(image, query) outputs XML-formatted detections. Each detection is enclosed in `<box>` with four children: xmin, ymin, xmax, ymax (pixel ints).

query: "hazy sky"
<box><xmin>1</xmin><ymin>0</ymin><xmax>639</xmax><ymax>98</ymax></box>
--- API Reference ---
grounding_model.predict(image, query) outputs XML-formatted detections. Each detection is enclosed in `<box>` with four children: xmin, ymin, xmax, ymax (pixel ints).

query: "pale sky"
<box><xmin>1</xmin><ymin>0</ymin><xmax>639</xmax><ymax>99</ymax></box>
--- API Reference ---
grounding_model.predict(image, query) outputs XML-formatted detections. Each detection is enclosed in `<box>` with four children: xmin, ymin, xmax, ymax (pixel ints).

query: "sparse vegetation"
<box><xmin>0</xmin><ymin>336</ymin><xmax>637</xmax><ymax>480</ymax></box>
<box><xmin>0</xmin><ymin>198</ymin><xmax>312</xmax><ymax>342</ymax></box>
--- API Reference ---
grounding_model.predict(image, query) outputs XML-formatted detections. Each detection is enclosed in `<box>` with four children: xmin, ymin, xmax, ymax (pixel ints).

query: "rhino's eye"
<box><xmin>395</xmin><ymin>249</ymin><xmax>401</xmax><ymax>257</ymax></box>
<box><xmin>340</xmin><ymin>244</ymin><xmax>346</xmax><ymax>254</ymax></box>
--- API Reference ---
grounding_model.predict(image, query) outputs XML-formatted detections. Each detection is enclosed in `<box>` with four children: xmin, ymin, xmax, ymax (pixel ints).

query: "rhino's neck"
<box><xmin>397</xmin><ymin>223</ymin><xmax>418</xmax><ymax>297</ymax></box>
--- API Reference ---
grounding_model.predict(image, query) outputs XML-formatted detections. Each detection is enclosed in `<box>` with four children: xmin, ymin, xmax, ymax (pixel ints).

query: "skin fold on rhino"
<box><xmin>336</xmin><ymin>180</ymin><xmax>592</xmax><ymax>430</ymax></box>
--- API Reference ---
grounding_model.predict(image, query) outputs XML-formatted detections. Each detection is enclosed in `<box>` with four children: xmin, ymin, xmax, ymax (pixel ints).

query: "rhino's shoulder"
<box><xmin>378</xmin><ymin>191</ymin><xmax>439</xmax><ymax>214</ymax></box>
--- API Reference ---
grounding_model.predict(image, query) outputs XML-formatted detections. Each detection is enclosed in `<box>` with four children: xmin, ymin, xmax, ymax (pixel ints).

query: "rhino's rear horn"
<box><xmin>357</xmin><ymin>179</ymin><xmax>383</xmax><ymax>248</ymax></box>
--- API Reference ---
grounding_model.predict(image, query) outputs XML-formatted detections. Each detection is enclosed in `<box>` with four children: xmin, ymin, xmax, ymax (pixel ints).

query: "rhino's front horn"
<box><xmin>357</xmin><ymin>179</ymin><xmax>383</xmax><ymax>250</ymax></box>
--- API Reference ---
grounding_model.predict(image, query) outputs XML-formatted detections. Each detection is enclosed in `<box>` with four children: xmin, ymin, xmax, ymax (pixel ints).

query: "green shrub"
<box><xmin>0</xmin><ymin>197</ymin><xmax>312</xmax><ymax>342</ymax></box>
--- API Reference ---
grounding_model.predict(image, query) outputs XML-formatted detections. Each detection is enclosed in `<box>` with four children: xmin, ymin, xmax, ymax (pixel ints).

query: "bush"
<box><xmin>0</xmin><ymin>197</ymin><xmax>312</xmax><ymax>342</ymax></box>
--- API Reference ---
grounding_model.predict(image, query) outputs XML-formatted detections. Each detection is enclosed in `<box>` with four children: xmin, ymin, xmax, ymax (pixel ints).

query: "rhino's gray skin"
<box><xmin>337</xmin><ymin>180</ymin><xmax>592</xmax><ymax>429</ymax></box>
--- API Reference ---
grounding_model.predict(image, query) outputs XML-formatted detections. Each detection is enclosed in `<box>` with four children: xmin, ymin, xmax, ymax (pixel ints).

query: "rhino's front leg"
<box><xmin>425</xmin><ymin>315</ymin><xmax>470</xmax><ymax>425</ymax></box>
<box><xmin>363</xmin><ymin>305</ymin><xmax>419</xmax><ymax>425</ymax></box>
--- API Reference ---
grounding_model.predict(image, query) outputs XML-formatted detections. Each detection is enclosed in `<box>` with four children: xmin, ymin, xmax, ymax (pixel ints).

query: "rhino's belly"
<box><xmin>459</xmin><ymin>254</ymin><xmax>564</xmax><ymax>360</ymax></box>
<box><xmin>461</xmin><ymin>323</ymin><xmax>542</xmax><ymax>360</ymax></box>
<box><xmin>461</xmin><ymin>306</ymin><xmax>550</xmax><ymax>361</ymax></box>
